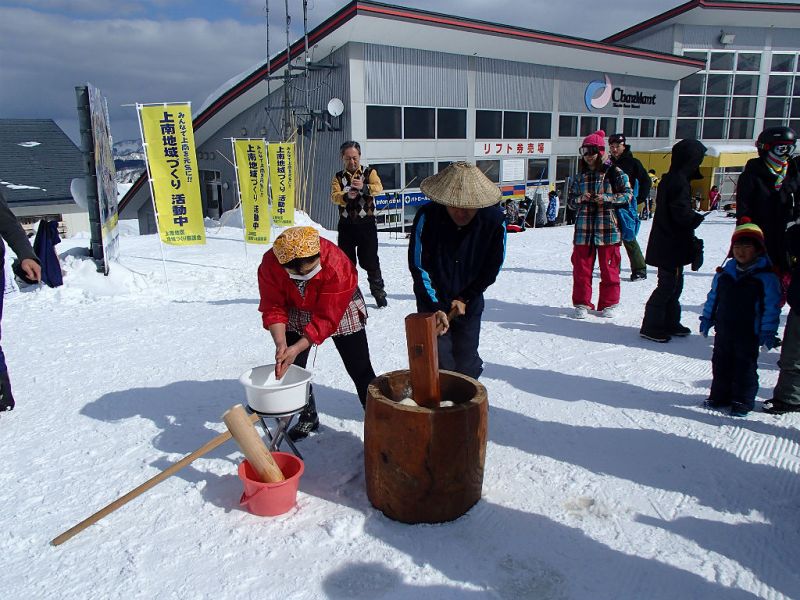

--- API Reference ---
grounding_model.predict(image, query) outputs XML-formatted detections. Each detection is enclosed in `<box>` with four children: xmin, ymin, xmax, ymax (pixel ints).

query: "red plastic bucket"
<box><xmin>238</xmin><ymin>452</ymin><xmax>304</xmax><ymax>516</ymax></box>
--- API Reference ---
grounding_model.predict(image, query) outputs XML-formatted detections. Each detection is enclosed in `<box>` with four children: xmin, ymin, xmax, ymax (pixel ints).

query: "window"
<box><xmin>656</xmin><ymin>119</ymin><xmax>670</xmax><ymax>137</ymax></box>
<box><xmin>709</xmin><ymin>52</ymin><xmax>734</xmax><ymax>71</ymax></box>
<box><xmin>683</xmin><ymin>51</ymin><xmax>707</xmax><ymax>66</ymax></box>
<box><xmin>555</xmin><ymin>156</ymin><xmax>577</xmax><ymax>183</ymax></box>
<box><xmin>503</xmin><ymin>111</ymin><xmax>528</xmax><ymax>138</ymax></box>
<box><xmin>579</xmin><ymin>116</ymin><xmax>598</xmax><ymax>137</ymax></box>
<box><xmin>528</xmin><ymin>112</ymin><xmax>551</xmax><ymax>138</ymax></box>
<box><xmin>367</xmin><ymin>106</ymin><xmax>401</xmax><ymax>139</ymax></box>
<box><xmin>768</xmin><ymin>75</ymin><xmax>793</xmax><ymax>97</ymax></box>
<box><xmin>437</xmin><ymin>109</ymin><xmax>466</xmax><ymax>139</ymax></box>
<box><xmin>737</xmin><ymin>53</ymin><xmax>761</xmax><ymax>72</ymax></box>
<box><xmin>702</xmin><ymin>119</ymin><xmax>726</xmax><ymax>139</ymax></box>
<box><xmin>475</xmin><ymin>159</ymin><xmax>500</xmax><ymax>183</ymax></box>
<box><xmin>680</xmin><ymin>49</ymin><xmax>768</xmax><ymax>141</ymax></box>
<box><xmin>558</xmin><ymin>115</ymin><xmax>578</xmax><ymax>137</ymax></box>
<box><xmin>476</xmin><ymin>110</ymin><xmax>502</xmax><ymax>138</ymax></box>
<box><xmin>771</xmin><ymin>53</ymin><xmax>796</xmax><ymax>73</ymax></box>
<box><xmin>528</xmin><ymin>159</ymin><xmax>549</xmax><ymax>182</ymax></box>
<box><xmin>403</xmin><ymin>107</ymin><xmax>434</xmax><ymax>139</ymax></box>
<box><xmin>639</xmin><ymin>119</ymin><xmax>655</xmax><ymax>138</ymax></box>
<box><xmin>676</xmin><ymin>119</ymin><xmax>699</xmax><ymax>139</ymax></box>
<box><xmin>405</xmin><ymin>162</ymin><xmax>433</xmax><ymax>188</ymax></box>
<box><xmin>704</xmin><ymin>96</ymin><xmax>729</xmax><ymax>118</ymax></box>
<box><xmin>371</xmin><ymin>163</ymin><xmax>401</xmax><ymax>189</ymax></box>
<box><xmin>679</xmin><ymin>73</ymin><xmax>705</xmax><ymax>95</ymax></box>
<box><xmin>600</xmin><ymin>117</ymin><xmax>618</xmax><ymax>135</ymax></box>
<box><xmin>766</xmin><ymin>97</ymin><xmax>790</xmax><ymax>118</ymax></box>
<box><xmin>437</xmin><ymin>161</ymin><xmax>455</xmax><ymax>172</ymax></box>
<box><xmin>623</xmin><ymin>118</ymin><xmax>638</xmax><ymax>138</ymax></box>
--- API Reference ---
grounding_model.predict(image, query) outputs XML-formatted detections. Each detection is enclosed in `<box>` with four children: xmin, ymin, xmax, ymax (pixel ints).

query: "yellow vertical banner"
<box><xmin>233</xmin><ymin>139</ymin><xmax>270</xmax><ymax>244</ymax></box>
<box><xmin>139</xmin><ymin>104</ymin><xmax>206</xmax><ymax>245</ymax></box>
<box><xmin>268</xmin><ymin>142</ymin><xmax>295</xmax><ymax>226</ymax></box>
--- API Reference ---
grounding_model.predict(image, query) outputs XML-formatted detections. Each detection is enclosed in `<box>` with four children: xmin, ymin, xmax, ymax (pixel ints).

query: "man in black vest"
<box><xmin>331</xmin><ymin>141</ymin><xmax>387</xmax><ymax>307</ymax></box>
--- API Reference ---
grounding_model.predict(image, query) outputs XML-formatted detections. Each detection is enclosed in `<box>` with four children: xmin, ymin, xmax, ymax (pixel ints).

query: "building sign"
<box><xmin>474</xmin><ymin>140</ymin><xmax>552</xmax><ymax>157</ymax></box>
<box><xmin>139</xmin><ymin>103</ymin><xmax>206</xmax><ymax>245</ymax></box>
<box><xmin>267</xmin><ymin>142</ymin><xmax>295</xmax><ymax>227</ymax></box>
<box><xmin>501</xmin><ymin>158</ymin><xmax>526</xmax><ymax>182</ymax></box>
<box><xmin>232</xmin><ymin>139</ymin><xmax>270</xmax><ymax>244</ymax></box>
<box><xmin>585</xmin><ymin>74</ymin><xmax>657</xmax><ymax>111</ymax></box>
<box><xmin>501</xmin><ymin>184</ymin><xmax>526</xmax><ymax>201</ymax></box>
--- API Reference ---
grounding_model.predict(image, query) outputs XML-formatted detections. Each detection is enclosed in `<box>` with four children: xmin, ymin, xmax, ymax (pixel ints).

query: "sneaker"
<box><xmin>630</xmin><ymin>271</ymin><xmax>647</xmax><ymax>281</ymax></box>
<box><xmin>288</xmin><ymin>410</ymin><xmax>319</xmax><ymax>441</ymax></box>
<box><xmin>763</xmin><ymin>399</ymin><xmax>800</xmax><ymax>415</ymax></box>
<box><xmin>670</xmin><ymin>324</ymin><xmax>691</xmax><ymax>337</ymax></box>
<box><xmin>600</xmin><ymin>305</ymin><xmax>617</xmax><ymax>318</ymax></box>
<box><xmin>640</xmin><ymin>328</ymin><xmax>671</xmax><ymax>343</ymax></box>
<box><xmin>573</xmin><ymin>305</ymin><xmax>589</xmax><ymax>319</ymax></box>
<box><xmin>730</xmin><ymin>406</ymin><xmax>751</xmax><ymax>418</ymax></box>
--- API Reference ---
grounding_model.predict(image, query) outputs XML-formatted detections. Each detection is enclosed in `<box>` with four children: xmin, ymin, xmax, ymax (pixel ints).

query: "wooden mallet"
<box><xmin>223</xmin><ymin>404</ymin><xmax>285</xmax><ymax>483</ymax></box>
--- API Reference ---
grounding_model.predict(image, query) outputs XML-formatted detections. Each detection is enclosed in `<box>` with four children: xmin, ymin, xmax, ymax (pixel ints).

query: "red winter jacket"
<box><xmin>257</xmin><ymin>237</ymin><xmax>357</xmax><ymax>346</ymax></box>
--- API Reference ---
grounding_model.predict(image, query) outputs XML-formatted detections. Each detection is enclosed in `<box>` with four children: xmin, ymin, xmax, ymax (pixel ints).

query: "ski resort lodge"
<box><xmin>119</xmin><ymin>0</ymin><xmax>800</xmax><ymax>232</ymax></box>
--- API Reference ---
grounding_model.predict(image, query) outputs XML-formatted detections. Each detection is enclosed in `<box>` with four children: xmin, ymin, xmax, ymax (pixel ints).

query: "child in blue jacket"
<box><xmin>700</xmin><ymin>218</ymin><xmax>781</xmax><ymax>416</ymax></box>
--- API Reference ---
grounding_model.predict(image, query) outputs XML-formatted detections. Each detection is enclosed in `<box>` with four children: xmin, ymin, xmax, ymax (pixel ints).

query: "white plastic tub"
<box><xmin>239</xmin><ymin>364</ymin><xmax>313</xmax><ymax>414</ymax></box>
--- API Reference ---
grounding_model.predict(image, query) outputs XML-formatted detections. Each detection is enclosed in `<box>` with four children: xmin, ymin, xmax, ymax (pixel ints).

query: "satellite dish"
<box><xmin>327</xmin><ymin>97</ymin><xmax>344</xmax><ymax>117</ymax></box>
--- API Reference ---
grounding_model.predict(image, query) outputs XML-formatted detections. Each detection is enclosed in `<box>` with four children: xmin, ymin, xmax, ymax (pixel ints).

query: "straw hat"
<box><xmin>420</xmin><ymin>162</ymin><xmax>501</xmax><ymax>209</ymax></box>
<box><xmin>272</xmin><ymin>226</ymin><xmax>320</xmax><ymax>264</ymax></box>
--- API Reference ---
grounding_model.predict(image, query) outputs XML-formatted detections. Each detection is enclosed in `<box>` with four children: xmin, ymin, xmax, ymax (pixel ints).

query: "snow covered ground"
<box><xmin>2</xmin><ymin>211</ymin><xmax>799</xmax><ymax>599</ymax></box>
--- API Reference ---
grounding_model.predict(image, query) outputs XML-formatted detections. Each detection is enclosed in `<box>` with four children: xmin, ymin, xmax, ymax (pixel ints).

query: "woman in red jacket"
<box><xmin>258</xmin><ymin>226</ymin><xmax>376</xmax><ymax>440</ymax></box>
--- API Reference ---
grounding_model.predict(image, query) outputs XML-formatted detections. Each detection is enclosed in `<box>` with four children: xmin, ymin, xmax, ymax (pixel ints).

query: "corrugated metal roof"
<box><xmin>0</xmin><ymin>119</ymin><xmax>83</xmax><ymax>207</ymax></box>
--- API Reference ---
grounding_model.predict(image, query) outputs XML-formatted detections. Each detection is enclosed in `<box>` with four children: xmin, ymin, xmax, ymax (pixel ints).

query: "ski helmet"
<box><xmin>756</xmin><ymin>126</ymin><xmax>797</xmax><ymax>158</ymax></box>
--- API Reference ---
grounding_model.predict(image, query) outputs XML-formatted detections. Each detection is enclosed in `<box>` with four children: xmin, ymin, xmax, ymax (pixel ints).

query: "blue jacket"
<box><xmin>408</xmin><ymin>202</ymin><xmax>506</xmax><ymax>316</ymax></box>
<box><xmin>701</xmin><ymin>255</ymin><xmax>781</xmax><ymax>339</ymax></box>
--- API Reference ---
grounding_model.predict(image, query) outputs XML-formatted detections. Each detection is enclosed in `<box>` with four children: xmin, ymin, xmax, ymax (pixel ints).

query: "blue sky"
<box><xmin>1</xmin><ymin>0</ymin><xmax>698</xmax><ymax>144</ymax></box>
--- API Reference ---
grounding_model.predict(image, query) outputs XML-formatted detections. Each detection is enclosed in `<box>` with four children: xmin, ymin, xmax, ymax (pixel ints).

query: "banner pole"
<box><xmin>231</xmin><ymin>138</ymin><xmax>249</xmax><ymax>261</ymax></box>
<box><xmin>135</xmin><ymin>103</ymin><xmax>170</xmax><ymax>295</ymax></box>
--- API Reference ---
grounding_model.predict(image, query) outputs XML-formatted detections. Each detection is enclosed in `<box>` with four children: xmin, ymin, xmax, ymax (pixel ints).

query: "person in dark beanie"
<box><xmin>0</xmin><ymin>189</ymin><xmax>41</xmax><ymax>411</ymax></box>
<box><xmin>330</xmin><ymin>141</ymin><xmax>388</xmax><ymax>308</ymax></box>
<box><xmin>700</xmin><ymin>219</ymin><xmax>781</xmax><ymax>417</ymax></box>
<box><xmin>607</xmin><ymin>133</ymin><xmax>650</xmax><ymax>281</ymax></box>
<box><xmin>640</xmin><ymin>139</ymin><xmax>707</xmax><ymax>342</ymax></box>
<box><xmin>736</xmin><ymin>126</ymin><xmax>799</xmax><ymax>280</ymax></box>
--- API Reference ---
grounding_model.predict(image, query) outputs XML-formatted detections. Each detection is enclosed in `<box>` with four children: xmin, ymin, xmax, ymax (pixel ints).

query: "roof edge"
<box><xmin>604</xmin><ymin>0</ymin><xmax>800</xmax><ymax>43</ymax></box>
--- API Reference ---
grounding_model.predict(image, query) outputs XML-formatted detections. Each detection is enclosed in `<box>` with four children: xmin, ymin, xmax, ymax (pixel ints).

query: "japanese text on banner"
<box><xmin>233</xmin><ymin>139</ymin><xmax>270</xmax><ymax>244</ymax></box>
<box><xmin>268</xmin><ymin>142</ymin><xmax>295</xmax><ymax>227</ymax></box>
<box><xmin>139</xmin><ymin>104</ymin><xmax>205</xmax><ymax>245</ymax></box>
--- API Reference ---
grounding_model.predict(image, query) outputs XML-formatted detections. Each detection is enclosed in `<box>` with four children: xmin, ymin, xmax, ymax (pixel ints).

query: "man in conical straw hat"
<box><xmin>408</xmin><ymin>162</ymin><xmax>506</xmax><ymax>379</ymax></box>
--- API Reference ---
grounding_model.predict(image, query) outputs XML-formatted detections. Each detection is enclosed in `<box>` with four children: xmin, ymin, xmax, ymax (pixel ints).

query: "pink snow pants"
<box><xmin>571</xmin><ymin>244</ymin><xmax>621</xmax><ymax>311</ymax></box>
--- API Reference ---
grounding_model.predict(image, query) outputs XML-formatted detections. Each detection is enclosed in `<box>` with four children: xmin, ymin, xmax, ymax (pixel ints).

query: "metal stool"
<box><xmin>247</xmin><ymin>406</ymin><xmax>306</xmax><ymax>459</ymax></box>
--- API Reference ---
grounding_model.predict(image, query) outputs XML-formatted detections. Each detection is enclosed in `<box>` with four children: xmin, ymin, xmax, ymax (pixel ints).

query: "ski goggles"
<box><xmin>769</xmin><ymin>142</ymin><xmax>796</xmax><ymax>156</ymax></box>
<box><xmin>579</xmin><ymin>145</ymin><xmax>602</xmax><ymax>156</ymax></box>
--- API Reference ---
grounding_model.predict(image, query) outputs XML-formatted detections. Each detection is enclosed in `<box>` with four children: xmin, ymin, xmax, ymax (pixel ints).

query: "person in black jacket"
<box><xmin>0</xmin><ymin>189</ymin><xmax>41</xmax><ymax>411</ymax></box>
<box><xmin>640</xmin><ymin>139</ymin><xmax>707</xmax><ymax>343</ymax></box>
<box><xmin>736</xmin><ymin>126</ymin><xmax>799</xmax><ymax>277</ymax></box>
<box><xmin>409</xmin><ymin>162</ymin><xmax>506</xmax><ymax>379</ymax></box>
<box><xmin>608</xmin><ymin>133</ymin><xmax>650</xmax><ymax>281</ymax></box>
<box><xmin>766</xmin><ymin>221</ymin><xmax>800</xmax><ymax>414</ymax></box>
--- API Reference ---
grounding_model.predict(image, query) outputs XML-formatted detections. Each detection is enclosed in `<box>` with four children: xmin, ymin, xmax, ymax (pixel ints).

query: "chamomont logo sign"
<box><xmin>584</xmin><ymin>74</ymin><xmax>613</xmax><ymax>111</ymax></box>
<box><xmin>585</xmin><ymin>74</ymin><xmax>657</xmax><ymax>111</ymax></box>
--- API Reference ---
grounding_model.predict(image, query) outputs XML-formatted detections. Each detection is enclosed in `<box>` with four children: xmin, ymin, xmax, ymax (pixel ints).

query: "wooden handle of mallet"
<box><xmin>51</xmin><ymin>412</ymin><xmax>260</xmax><ymax>547</ymax></box>
<box><xmin>223</xmin><ymin>404</ymin><xmax>285</xmax><ymax>483</ymax></box>
<box><xmin>435</xmin><ymin>308</ymin><xmax>461</xmax><ymax>335</ymax></box>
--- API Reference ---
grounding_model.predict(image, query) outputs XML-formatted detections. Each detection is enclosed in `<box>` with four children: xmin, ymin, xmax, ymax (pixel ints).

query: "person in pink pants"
<box><xmin>567</xmin><ymin>130</ymin><xmax>633</xmax><ymax>319</ymax></box>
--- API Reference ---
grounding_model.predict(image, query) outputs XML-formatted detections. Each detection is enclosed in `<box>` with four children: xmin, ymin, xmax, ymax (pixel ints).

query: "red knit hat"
<box><xmin>731</xmin><ymin>217</ymin><xmax>765</xmax><ymax>250</ymax></box>
<box><xmin>581</xmin><ymin>130</ymin><xmax>606</xmax><ymax>154</ymax></box>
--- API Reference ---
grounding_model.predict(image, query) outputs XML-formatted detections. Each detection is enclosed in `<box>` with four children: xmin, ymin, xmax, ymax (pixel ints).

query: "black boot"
<box><xmin>288</xmin><ymin>390</ymin><xmax>318</xmax><ymax>441</ymax></box>
<box><xmin>0</xmin><ymin>371</ymin><xmax>15</xmax><ymax>412</ymax></box>
<box><xmin>367</xmin><ymin>269</ymin><xmax>387</xmax><ymax>308</ymax></box>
